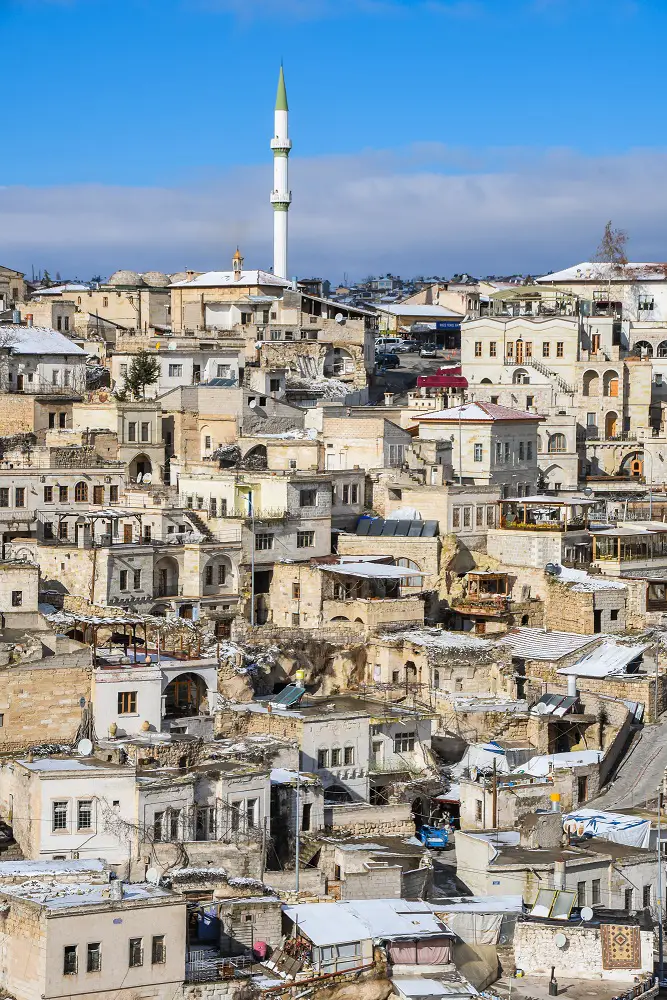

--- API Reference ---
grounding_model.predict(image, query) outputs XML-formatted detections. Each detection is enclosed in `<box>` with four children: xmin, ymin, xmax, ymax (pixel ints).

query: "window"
<box><xmin>624</xmin><ymin>888</ymin><xmax>633</xmax><ymax>911</ymax></box>
<box><xmin>10</xmin><ymin>590</ymin><xmax>21</xmax><ymax>609</ymax></box>
<box><xmin>475</xmin><ymin>800</ymin><xmax>483</xmax><ymax>822</ymax></box>
<box><xmin>476</xmin><ymin>506</ymin><xmax>484</xmax><ymax>527</ymax></box>
<box><xmin>63</xmin><ymin>946</ymin><xmax>78</xmax><ymax>975</ymax></box>
<box><xmin>610</xmin><ymin>608</ymin><xmax>619</xmax><ymax>621</ymax></box>
<box><xmin>77</xmin><ymin>800</ymin><xmax>93</xmax><ymax>831</ymax></box>
<box><xmin>392</xmin><ymin>670</ymin><xmax>400</xmax><ymax>684</ymax></box>
<box><xmin>59</xmin><ymin>412</ymin><xmax>66</xmax><ymax>428</ymax></box>
<box><xmin>300</xmin><ymin>488</ymin><xmax>317</xmax><ymax>507</ymax></box>
<box><xmin>52</xmin><ymin>369</ymin><xmax>60</xmax><ymax>385</ymax></box>
<box><xmin>317</xmin><ymin>749</ymin><xmax>329</xmax><ymax>768</ymax></box>
<box><xmin>213</xmin><ymin>563</ymin><xmax>225</xmax><ymax>586</ymax></box>
<box><xmin>170</xmin><ymin>809</ymin><xmax>181</xmax><ymax>840</ymax></box>
<box><xmin>577</xmin><ymin>882</ymin><xmax>586</xmax><ymax>907</ymax></box>
<box><xmin>127</xmin><ymin>422</ymin><xmax>137</xmax><ymax>442</ymax></box>
<box><xmin>474</xmin><ymin>341</ymin><xmax>482</xmax><ymax>357</ymax></box>
<box><xmin>526</xmin><ymin>442</ymin><xmax>533</xmax><ymax>460</ymax></box>
<box><xmin>491</xmin><ymin>395</ymin><xmax>499</xmax><ymax>404</ymax></box>
<box><xmin>270</xmin><ymin>379</ymin><xmax>280</xmax><ymax>392</ymax></box>
<box><xmin>519</xmin><ymin>442</ymin><xmax>525</xmax><ymax>460</ymax></box>
<box><xmin>525</xmin><ymin>341</ymin><xmax>533</xmax><ymax>358</ymax></box>
<box><xmin>87</xmin><ymin>943</ymin><xmax>101</xmax><ymax>973</ymax></box>
<box><xmin>643</xmin><ymin>884</ymin><xmax>651</xmax><ymax>907</ymax></box>
<box><xmin>15</xmin><ymin>488</ymin><xmax>25</xmax><ymax>508</ymax></box>
<box><xmin>542</xmin><ymin>342</ymin><xmax>550</xmax><ymax>357</ymax></box>
<box><xmin>110</xmin><ymin>485</ymin><xmax>119</xmax><ymax>503</ymax></box>
<box><xmin>297</xmin><ymin>530</ymin><xmax>315</xmax><ymax>548</ymax></box>
<box><xmin>246</xmin><ymin>798</ymin><xmax>258</xmax><ymax>829</ymax></box>
<box><xmin>119</xmin><ymin>570</ymin><xmax>128</xmax><ymax>591</ymax></box>
<box><xmin>495</xmin><ymin>441</ymin><xmax>502</xmax><ymax>462</ymax></box>
<box><xmin>205</xmin><ymin>565</ymin><xmax>213</xmax><ymax>586</ymax></box>
<box><xmin>168</xmin><ymin>364</ymin><xmax>183</xmax><ymax>377</ymax></box>
<box><xmin>331</xmin><ymin>748</ymin><xmax>341</xmax><ymax>766</ymax></box>
<box><xmin>0</xmin><ymin>488</ymin><xmax>8</xmax><ymax>508</ymax></box>
<box><xmin>503</xmin><ymin>442</ymin><xmax>510</xmax><ymax>462</ymax></box>
<box><xmin>75</xmin><ymin>481</ymin><xmax>88</xmax><ymax>502</ymax></box>
<box><xmin>291</xmin><ymin>612</ymin><xmax>300</xmax><ymax>626</ymax></box>
<box><xmin>120</xmin><ymin>364</ymin><xmax>128</xmax><ymax>377</ymax></box>
<box><xmin>59</xmin><ymin>521</ymin><xmax>69</xmax><ymax>540</ymax></box>
<box><xmin>59</xmin><ymin>485</ymin><xmax>69</xmax><ymax>502</ymax></box>
<box><xmin>350</xmin><ymin>484</ymin><xmax>359</xmax><ymax>503</ymax></box>
<box><xmin>549</xmin><ymin>433</ymin><xmax>567</xmax><ymax>453</ymax></box>
<box><xmin>489</xmin><ymin>341</ymin><xmax>497</xmax><ymax>357</ymax></box>
<box><xmin>526</xmin><ymin>395</ymin><xmax>534</xmax><ymax>409</ymax></box>
<box><xmin>142</xmin><ymin>525</ymin><xmax>151</xmax><ymax>542</ymax></box>
<box><xmin>433</xmin><ymin>669</ymin><xmax>440</xmax><ymax>689</ymax></box>
<box><xmin>474</xmin><ymin>443</ymin><xmax>483</xmax><ymax>462</ymax></box>
<box><xmin>394</xmin><ymin>732</ymin><xmax>415</xmax><ymax>753</ymax></box>
<box><xmin>486</xmin><ymin>505</ymin><xmax>495</xmax><ymax>527</ymax></box>
<box><xmin>53</xmin><ymin>800</ymin><xmax>68</xmax><ymax>831</ymax></box>
<box><xmin>103</xmin><ymin>296</ymin><xmax>109</xmax><ymax>308</ymax></box>
<box><xmin>141</xmin><ymin>422</ymin><xmax>149</xmax><ymax>442</ymax></box>
<box><xmin>129</xmin><ymin>938</ymin><xmax>143</xmax><ymax>968</ymax></box>
<box><xmin>344</xmin><ymin>746</ymin><xmax>355</xmax><ymax>765</ymax></box>
<box><xmin>49</xmin><ymin>412</ymin><xmax>56</xmax><ymax>429</ymax></box>
<box><xmin>64</xmin><ymin>365</ymin><xmax>71</xmax><ymax>381</ymax></box>
<box><xmin>43</xmin><ymin>484</ymin><xmax>56</xmax><ymax>505</ymax></box>
<box><xmin>592</xmin><ymin>879</ymin><xmax>601</xmax><ymax>905</ymax></box>
<box><xmin>255</xmin><ymin>533</ymin><xmax>274</xmax><ymax>551</ymax></box>
<box><xmin>452</xmin><ymin>507</ymin><xmax>461</xmax><ymax>528</ymax></box>
<box><xmin>556</xmin><ymin>341</ymin><xmax>564</xmax><ymax>357</ymax></box>
<box><xmin>388</xmin><ymin>444</ymin><xmax>405</xmax><ymax>467</ymax></box>
<box><xmin>302</xmin><ymin>803</ymin><xmax>312</xmax><ymax>832</ymax></box>
<box><xmin>506</xmin><ymin>341</ymin><xmax>514</xmax><ymax>357</ymax></box>
<box><xmin>154</xmin><ymin>811</ymin><xmax>164</xmax><ymax>840</ymax></box>
<box><xmin>93</xmin><ymin>485</ymin><xmax>104</xmax><ymax>505</ymax></box>
<box><xmin>270</xmin><ymin>330</ymin><xmax>281</xmax><ymax>341</ymax></box>
<box><xmin>118</xmin><ymin>691</ymin><xmax>137</xmax><ymax>714</ymax></box>
<box><xmin>152</xmin><ymin>936</ymin><xmax>166</xmax><ymax>965</ymax></box>
<box><xmin>463</xmin><ymin>506</ymin><xmax>472</xmax><ymax>527</ymax></box>
<box><xmin>133</xmin><ymin>569</ymin><xmax>141</xmax><ymax>590</ymax></box>
<box><xmin>292</xmin><ymin>582</ymin><xmax>301</xmax><ymax>599</ymax></box>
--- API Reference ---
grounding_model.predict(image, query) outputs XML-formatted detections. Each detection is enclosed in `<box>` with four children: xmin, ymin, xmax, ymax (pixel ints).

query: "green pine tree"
<box><xmin>125</xmin><ymin>350</ymin><xmax>160</xmax><ymax>399</ymax></box>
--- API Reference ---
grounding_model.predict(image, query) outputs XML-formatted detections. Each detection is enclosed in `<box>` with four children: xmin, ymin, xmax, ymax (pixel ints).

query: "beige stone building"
<box><xmin>72</xmin><ymin>393</ymin><xmax>166</xmax><ymax>483</ymax></box>
<box><xmin>0</xmin><ymin>265</ymin><xmax>25</xmax><ymax>310</ymax></box>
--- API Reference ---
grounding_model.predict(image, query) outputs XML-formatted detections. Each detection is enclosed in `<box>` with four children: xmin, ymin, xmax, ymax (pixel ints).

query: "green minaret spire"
<box><xmin>275</xmin><ymin>64</ymin><xmax>288</xmax><ymax>112</ymax></box>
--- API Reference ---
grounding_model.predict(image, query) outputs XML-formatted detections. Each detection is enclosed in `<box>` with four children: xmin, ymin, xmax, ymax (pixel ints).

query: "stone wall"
<box><xmin>341</xmin><ymin>867</ymin><xmax>402</xmax><ymax>899</ymax></box>
<box><xmin>0</xmin><ymin>661</ymin><xmax>91</xmax><ymax>752</ymax></box>
<box><xmin>0</xmin><ymin>395</ymin><xmax>35</xmax><ymax>436</ymax></box>
<box><xmin>543</xmin><ymin>580</ymin><xmax>627</xmax><ymax>635</ymax></box>
<box><xmin>325</xmin><ymin>802</ymin><xmax>414</xmax><ymax>836</ymax></box>
<box><xmin>513</xmin><ymin>920</ymin><xmax>653</xmax><ymax>982</ymax></box>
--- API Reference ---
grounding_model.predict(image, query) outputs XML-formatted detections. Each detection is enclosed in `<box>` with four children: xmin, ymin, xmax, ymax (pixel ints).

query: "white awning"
<box><xmin>319</xmin><ymin>562</ymin><xmax>426</xmax><ymax>580</ymax></box>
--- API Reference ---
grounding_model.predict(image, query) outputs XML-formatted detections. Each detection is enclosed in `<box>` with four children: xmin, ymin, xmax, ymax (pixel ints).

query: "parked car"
<box><xmin>401</xmin><ymin>340</ymin><xmax>419</xmax><ymax>352</ymax></box>
<box><xmin>419</xmin><ymin>344</ymin><xmax>438</xmax><ymax>358</ymax></box>
<box><xmin>375</xmin><ymin>351</ymin><xmax>400</xmax><ymax>369</ymax></box>
<box><xmin>375</xmin><ymin>337</ymin><xmax>405</xmax><ymax>352</ymax></box>
<box><xmin>417</xmin><ymin>824</ymin><xmax>449</xmax><ymax>849</ymax></box>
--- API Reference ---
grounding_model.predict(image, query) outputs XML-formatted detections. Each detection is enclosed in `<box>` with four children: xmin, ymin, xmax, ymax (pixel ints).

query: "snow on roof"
<box><xmin>563</xmin><ymin>808</ymin><xmax>651</xmax><ymax>849</ymax></box>
<box><xmin>432</xmin><ymin>895</ymin><xmax>523</xmax><ymax>913</ymax></box>
<box><xmin>554</xmin><ymin>565</ymin><xmax>627</xmax><ymax>592</ymax></box>
<box><xmin>373</xmin><ymin>304</ymin><xmax>464</xmax><ymax>319</ymax></box>
<box><xmin>500</xmin><ymin>627</ymin><xmax>599</xmax><ymax>660</ymax></box>
<box><xmin>19</xmin><ymin>757</ymin><xmax>117</xmax><ymax>773</ymax></box>
<box><xmin>169</xmin><ymin>269</ymin><xmax>292</xmax><ymax>289</ymax></box>
<box><xmin>537</xmin><ymin>262</ymin><xmax>667</xmax><ymax>284</ymax></box>
<box><xmin>4</xmin><ymin>881</ymin><xmax>174</xmax><ymax>909</ymax></box>
<box><xmin>269</xmin><ymin>768</ymin><xmax>318</xmax><ymax>785</ymax></box>
<box><xmin>416</xmin><ymin>401</ymin><xmax>542</xmax><ymax>422</ymax></box>
<box><xmin>558</xmin><ymin>639</ymin><xmax>650</xmax><ymax>678</ymax></box>
<box><xmin>318</xmin><ymin>561</ymin><xmax>426</xmax><ymax>580</ymax></box>
<box><xmin>513</xmin><ymin>750</ymin><xmax>604</xmax><ymax>776</ymax></box>
<box><xmin>383</xmin><ymin>628</ymin><xmax>493</xmax><ymax>652</ymax></box>
<box><xmin>0</xmin><ymin>859</ymin><xmax>106</xmax><ymax>877</ymax></box>
<box><xmin>283</xmin><ymin>899</ymin><xmax>452</xmax><ymax>946</ymax></box>
<box><xmin>0</xmin><ymin>325</ymin><xmax>87</xmax><ymax>356</ymax></box>
<box><xmin>30</xmin><ymin>283</ymin><xmax>90</xmax><ymax>296</ymax></box>
<box><xmin>393</xmin><ymin>979</ymin><xmax>476</xmax><ymax>999</ymax></box>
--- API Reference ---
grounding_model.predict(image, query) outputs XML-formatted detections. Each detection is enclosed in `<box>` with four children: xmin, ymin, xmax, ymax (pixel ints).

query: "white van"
<box><xmin>375</xmin><ymin>337</ymin><xmax>405</xmax><ymax>352</ymax></box>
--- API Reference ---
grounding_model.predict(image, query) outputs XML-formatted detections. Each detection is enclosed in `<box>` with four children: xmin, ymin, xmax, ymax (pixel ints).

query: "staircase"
<box><xmin>527</xmin><ymin>358</ymin><xmax>575</xmax><ymax>394</ymax></box>
<box><xmin>184</xmin><ymin>510</ymin><xmax>214</xmax><ymax>540</ymax></box>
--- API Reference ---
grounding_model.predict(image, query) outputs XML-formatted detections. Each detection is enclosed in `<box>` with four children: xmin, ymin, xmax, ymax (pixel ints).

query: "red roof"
<box><xmin>417</xmin><ymin>374</ymin><xmax>468</xmax><ymax>389</ymax></box>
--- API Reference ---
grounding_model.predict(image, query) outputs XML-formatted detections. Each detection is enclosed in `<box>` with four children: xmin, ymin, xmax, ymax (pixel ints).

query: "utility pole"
<box><xmin>295</xmin><ymin>768</ymin><xmax>301</xmax><ymax>893</ymax></box>
<box><xmin>658</xmin><ymin>783</ymin><xmax>664</xmax><ymax>985</ymax></box>
<box><xmin>259</xmin><ymin>815</ymin><xmax>267</xmax><ymax>881</ymax></box>
<box><xmin>248</xmin><ymin>492</ymin><xmax>255</xmax><ymax>627</ymax></box>
<box><xmin>492</xmin><ymin>759</ymin><xmax>498</xmax><ymax>829</ymax></box>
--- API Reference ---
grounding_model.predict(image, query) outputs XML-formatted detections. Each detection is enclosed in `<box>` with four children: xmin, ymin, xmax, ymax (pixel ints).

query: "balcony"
<box><xmin>499</xmin><ymin>516</ymin><xmax>587</xmax><ymax>532</ymax></box>
<box><xmin>451</xmin><ymin>595</ymin><xmax>510</xmax><ymax>617</ymax></box>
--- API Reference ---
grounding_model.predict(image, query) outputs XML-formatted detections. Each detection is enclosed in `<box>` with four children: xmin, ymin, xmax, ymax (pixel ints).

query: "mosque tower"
<box><xmin>270</xmin><ymin>65</ymin><xmax>292</xmax><ymax>279</ymax></box>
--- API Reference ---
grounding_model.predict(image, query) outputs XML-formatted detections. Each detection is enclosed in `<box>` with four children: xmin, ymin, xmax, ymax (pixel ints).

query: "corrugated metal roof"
<box><xmin>559</xmin><ymin>640</ymin><xmax>650</xmax><ymax>678</ymax></box>
<box><xmin>501</xmin><ymin>627</ymin><xmax>599</xmax><ymax>660</ymax></box>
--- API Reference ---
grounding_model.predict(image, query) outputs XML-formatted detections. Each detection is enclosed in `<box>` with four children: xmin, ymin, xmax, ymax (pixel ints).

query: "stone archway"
<box><xmin>163</xmin><ymin>672</ymin><xmax>208</xmax><ymax>717</ymax></box>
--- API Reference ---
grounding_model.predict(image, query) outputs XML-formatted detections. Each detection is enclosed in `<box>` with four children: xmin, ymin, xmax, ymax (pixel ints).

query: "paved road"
<box><xmin>590</xmin><ymin>717</ymin><xmax>667</xmax><ymax>810</ymax></box>
<box><xmin>369</xmin><ymin>352</ymin><xmax>446</xmax><ymax>402</ymax></box>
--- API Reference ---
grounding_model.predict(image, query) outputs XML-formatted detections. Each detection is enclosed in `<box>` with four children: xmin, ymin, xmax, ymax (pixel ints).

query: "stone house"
<box><xmin>337</xmin><ymin>520</ymin><xmax>441</xmax><ymax>593</ymax></box>
<box><xmin>0</xmin><ymin>325</ymin><xmax>88</xmax><ymax>395</ymax></box>
<box><xmin>413</xmin><ymin>401</ymin><xmax>543</xmax><ymax>496</ymax></box>
<box><xmin>269</xmin><ymin>768</ymin><xmax>324</xmax><ymax>863</ymax></box>
<box><xmin>268</xmin><ymin>558</ymin><xmax>426</xmax><ymax>633</ymax></box>
<box><xmin>314</xmin><ymin>411</ymin><xmax>415</xmax><ymax>471</ymax></box>
<box><xmin>71</xmin><ymin>395</ymin><xmax>166</xmax><ymax>484</ymax></box>
<box><xmin>0</xmin><ymin>559</ymin><xmax>40</xmax><ymax>629</ymax></box>
<box><xmin>0</xmin><ymin>391</ymin><xmax>78</xmax><ymax>438</ymax></box>
<box><xmin>110</xmin><ymin>343</ymin><xmax>243</xmax><ymax>398</ymax></box>
<box><xmin>0</xmin><ymin>264</ymin><xmax>26</xmax><ymax>309</ymax></box>
<box><xmin>0</xmin><ymin>877</ymin><xmax>186</xmax><ymax>1000</ymax></box>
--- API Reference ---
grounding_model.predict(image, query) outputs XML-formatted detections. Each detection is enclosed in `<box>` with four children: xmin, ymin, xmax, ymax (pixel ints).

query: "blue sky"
<box><xmin>3</xmin><ymin>0</ymin><xmax>667</xmax><ymax>280</ymax></box>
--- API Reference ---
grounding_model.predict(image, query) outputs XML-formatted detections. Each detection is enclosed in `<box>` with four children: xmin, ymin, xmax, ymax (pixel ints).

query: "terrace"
<box><xmin>499</xmin><ymin>496</ymin><xmax>595</xmax><ymax>532</ymax></box>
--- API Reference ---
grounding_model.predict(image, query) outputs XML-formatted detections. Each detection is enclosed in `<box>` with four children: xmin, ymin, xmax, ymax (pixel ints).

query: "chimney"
<box><xmin>567</xmin><ymin>674</ymin><xmax>578</xmax><ymax>698</ymax></box>
<box><xmin>26</xmin><ymin>314</ymin><xmax>33</xmax><ymax>328</ymax></box>
<box><xmin>554</xmin><ymin>860</ymin><xmax>566</xmax><ymax>890</ymax></box>
<box><xmin>110</xmin><ymin>880</ymin><xmax>123</xmax><ymax>901</ymax></box>
<box><xmin>384</xmin><ymin>393</ymin><xmax>394</xmax><ymax>406</ymax></box>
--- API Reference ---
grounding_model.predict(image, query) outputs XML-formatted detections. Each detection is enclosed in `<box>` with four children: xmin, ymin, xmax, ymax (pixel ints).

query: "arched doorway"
<box><xmin>323</xmin><ymin>346</ymin><xmax>354</xmax><ymax>377</ymax></box>
<box><xmin>396</xmin><ymin>558</ymin><xmax>422</xmax><ymax>588</ymax></box>
<box><xmin>405</xmin><ymin>660</ymin><xmax>417</xmax><ymax>693</ymax></box>
<box><xmin>129</xmin><ymin>454</ymin><xmax>153</xmax><ymax>482</ymax></box>
<box><xmin>582</xmin><ymin>370</ymin><xmax>599</xmax><ymax>396</ymax></box>
<box><xmin>605</xmin><ymin>411</ymin><xmax>618</xmax><ymax>438</ymax></box>
<box><xmin>513</xmin><ymin>369</ymin><xmax>530</xmax><ymax>384</ymax></box>
<box><xmin>242</xmin><ymin>445</ymin><xmax>268</xmax><ymax>470</ymax></box>
<box><xmin>658</xmin><ymin>341</ymin><xmax>667</xmax><ymax>358</ymax></box>
<box><xmin>164</xmin><ymin>672</ymin><xmax>208</xmax><ymax>717</ymax></box>
<box><xmin>154</xmin><ymin>556</ymin><xmax>179</xmax><ymax>597</ymax></box>
<box><xmin>620</xmin><ymin>451</ymin><xmax>643</xmax><ymax>477</ymax></box>
<box><xmin>634</xmin><ymin>341</ymin><xmax>653</xmax><ymax>357</ymax></box>
<box><xmin>603</xmin><ymin>371</ymin><xmax>619</xmax><ymax>397</ymax></box>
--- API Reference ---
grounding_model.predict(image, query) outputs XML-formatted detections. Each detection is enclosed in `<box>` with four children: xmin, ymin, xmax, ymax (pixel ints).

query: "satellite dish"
<box><xmin>77</xmin><ymin>738</ymin><xmax>93</xmax><ymax>757</ymax></box>
<box><xmin>545</xmin><ymin>562</ymin><xmax>561</xmax><ymax>576</ymax></box>
<box><xmin>143</xmin><ymin>472</ymin><xmax>152</xmax><ymax>484</ymax></box>
<box><xmin>335</xmin><ymin>313</ymin><xmax>345</xmax><ymax>324</ymax></box>
<box><xmin>580</xmin><ymin>906</ymin><xmax>594</xmax><ymax>921</ymax></box>
<box><xmin>583</xmin><ymin>487</ymin><xmax>594</xmax><ymax>497</ymax></box>
<box><xmin>535</xmin><ymin>702</ymin><xmax>549</xmax><ymax>715</ymax></box>
<box><xmin>146</xmin><ymin>867</ymin><xmax>160</xmax><ymax>885</ymax></box>
<box><xmin>248</xmin><ymin>399</ymin><xmax>257</xmax><ymax>408</ymax></box>
<box><xmin>554</xmin><ymin>933</ymin><xmax>567</xmax><ymax>949</ymax></box>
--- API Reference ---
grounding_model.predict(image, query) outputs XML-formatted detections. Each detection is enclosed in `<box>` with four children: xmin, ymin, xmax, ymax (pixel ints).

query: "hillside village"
<box><xmin>3</xmin><ymin>68</ymin><xmax>667</xmax><ymax>1000</ymax></box>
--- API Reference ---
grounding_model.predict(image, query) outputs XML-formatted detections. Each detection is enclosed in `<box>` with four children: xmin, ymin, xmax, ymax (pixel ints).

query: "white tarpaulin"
<box><xmin>563</xmin><ymin>808</ymin><xmax>651</xmax><ymax>849</ymax></box>
<box><xmin>318</xmin><ymin>562</ymin><xmax>425</xmax><ymax>580</ymax></box>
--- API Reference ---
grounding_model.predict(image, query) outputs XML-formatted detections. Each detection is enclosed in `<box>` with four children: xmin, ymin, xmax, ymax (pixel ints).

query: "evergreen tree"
<box><xmin>125</xmin><ymin>350</ymin><xmax>160</xmax><ymax>399</ymax></box>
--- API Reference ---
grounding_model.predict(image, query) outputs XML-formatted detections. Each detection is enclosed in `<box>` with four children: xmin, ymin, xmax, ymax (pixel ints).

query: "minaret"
<box><xmin>270</xmin><ymin>65</ymin><xmax>292</xmax><ymax>279</ymax></box>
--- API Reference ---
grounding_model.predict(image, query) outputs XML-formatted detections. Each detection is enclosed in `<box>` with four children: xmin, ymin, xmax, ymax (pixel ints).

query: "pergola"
<box><xmin>46</xmin><ymin>609</ymin><xmax>209</xmax><ymax>663</ymax></box>
<box><xmin>499</xmin><ymin>496</ymin><xmax>595</xmax><ymax>531</ymax></box>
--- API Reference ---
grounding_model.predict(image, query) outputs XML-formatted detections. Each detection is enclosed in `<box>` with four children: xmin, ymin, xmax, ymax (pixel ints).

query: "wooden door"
<box><xmin>123</xmin><ymin>523</ymin><xmax>133</xmax><ymax>543</ymax></box>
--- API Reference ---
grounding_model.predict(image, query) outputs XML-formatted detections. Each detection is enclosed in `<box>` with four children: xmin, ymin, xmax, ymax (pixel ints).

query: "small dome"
<box><xmin>169</xmin><ymin>272</ymin><xmax>188</xmax><ymax>284</ymax></box>
<box><xmin>107</xmin><ymin>269</ymin><xmax>144</xmax><ymax>287</ymax></box>
<box><xmin>141</xmin><ymin>271</ymin><xmax>170</xmax><ymax>287</ymax></box>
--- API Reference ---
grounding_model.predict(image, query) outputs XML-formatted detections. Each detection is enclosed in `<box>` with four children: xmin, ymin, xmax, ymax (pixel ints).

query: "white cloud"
<box><xmin>3</xmin><ymin>144</ymin><xmax>667</xmax><ymax>280</ymax></box>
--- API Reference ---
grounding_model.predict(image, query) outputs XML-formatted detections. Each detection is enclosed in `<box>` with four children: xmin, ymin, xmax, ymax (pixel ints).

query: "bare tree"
<box><xmin>593</xmin><ymin>220</ymin><xmax>630</xmax><ymax>316</ymax></box>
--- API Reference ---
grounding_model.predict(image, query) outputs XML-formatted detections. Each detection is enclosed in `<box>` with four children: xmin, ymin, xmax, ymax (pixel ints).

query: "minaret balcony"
<box><xmin>271</xmin><ymin>190</ymin><xmax>292</xmax><ymax>204</ymax></box>
<box><xmin>271</xmin><ymin>137</ymin><xmax>293</xmax><ymax>151</ymax></box>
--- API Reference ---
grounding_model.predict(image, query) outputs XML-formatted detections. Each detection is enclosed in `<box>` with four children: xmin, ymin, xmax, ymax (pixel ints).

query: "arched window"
<box><xmin>548</xmin><ymin>433</ymin><xmax>567</xmax><ymax>453</ymax></box>
<box><xmin>75</xmin><ymin>481</ymin><xmax>88</xmax><ymax>502</ymax></box>
<box><xmin>634</xmin><ymin>341</ymin><xmax>653</xmax><ymax>357</ymax></box>
<box><xmin>658</xmin><ymin>342</ymin><xmax>667</xmax><ymax>359</ymax></box>
<box><xmin>480</xmin><ymin>378</ymin><xmax>493</xmax><ymax>384</ymax></box>
<box><xmin>397</xmin><ymin>557</ymin><xmax>422</xmax><ymax>588</ymax></box>
<box><xmin>605</xmin><ymin>411</ymin><xmax>618</xmax><ymax>438</ymax></box>
<box><xmin>603</xmin><ymin>370</ymin><xmax>619</xmax><ymax>397</ymax></box>
<box><xmin>582</xmin><ymin>370</ymin><xmax>599</xmax><ymax>396</ymax></box>
<box><xmin>513</xmin><ymin>369</ymin><xmax>530</xmax><ymax>385</ymax></box>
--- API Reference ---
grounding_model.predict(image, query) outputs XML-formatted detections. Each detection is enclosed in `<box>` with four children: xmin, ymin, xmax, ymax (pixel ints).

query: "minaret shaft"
<box><xmin>271</xmin><ymin>67</ymin><xmax>291</xmax><ymax>279</ymax></box>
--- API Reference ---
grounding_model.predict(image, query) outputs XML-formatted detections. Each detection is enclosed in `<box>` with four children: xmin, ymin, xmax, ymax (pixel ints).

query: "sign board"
<box><xmin>436</xmin><ymin>321</ymin><xmax>461</xmax><ymax>330</ymax></box>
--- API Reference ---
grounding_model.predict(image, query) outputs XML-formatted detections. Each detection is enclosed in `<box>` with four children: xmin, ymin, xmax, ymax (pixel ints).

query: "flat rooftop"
<box><xmin>2</xmin><ymin>881</ymin><xmax>176</xmax><ymax>910</ymax></box>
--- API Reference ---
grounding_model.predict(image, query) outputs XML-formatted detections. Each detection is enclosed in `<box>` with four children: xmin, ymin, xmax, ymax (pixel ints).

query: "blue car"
<box><xmin>417</xmin><ymin>825</ymin><xmax>449</xmax><ymax>849</ymax></box>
